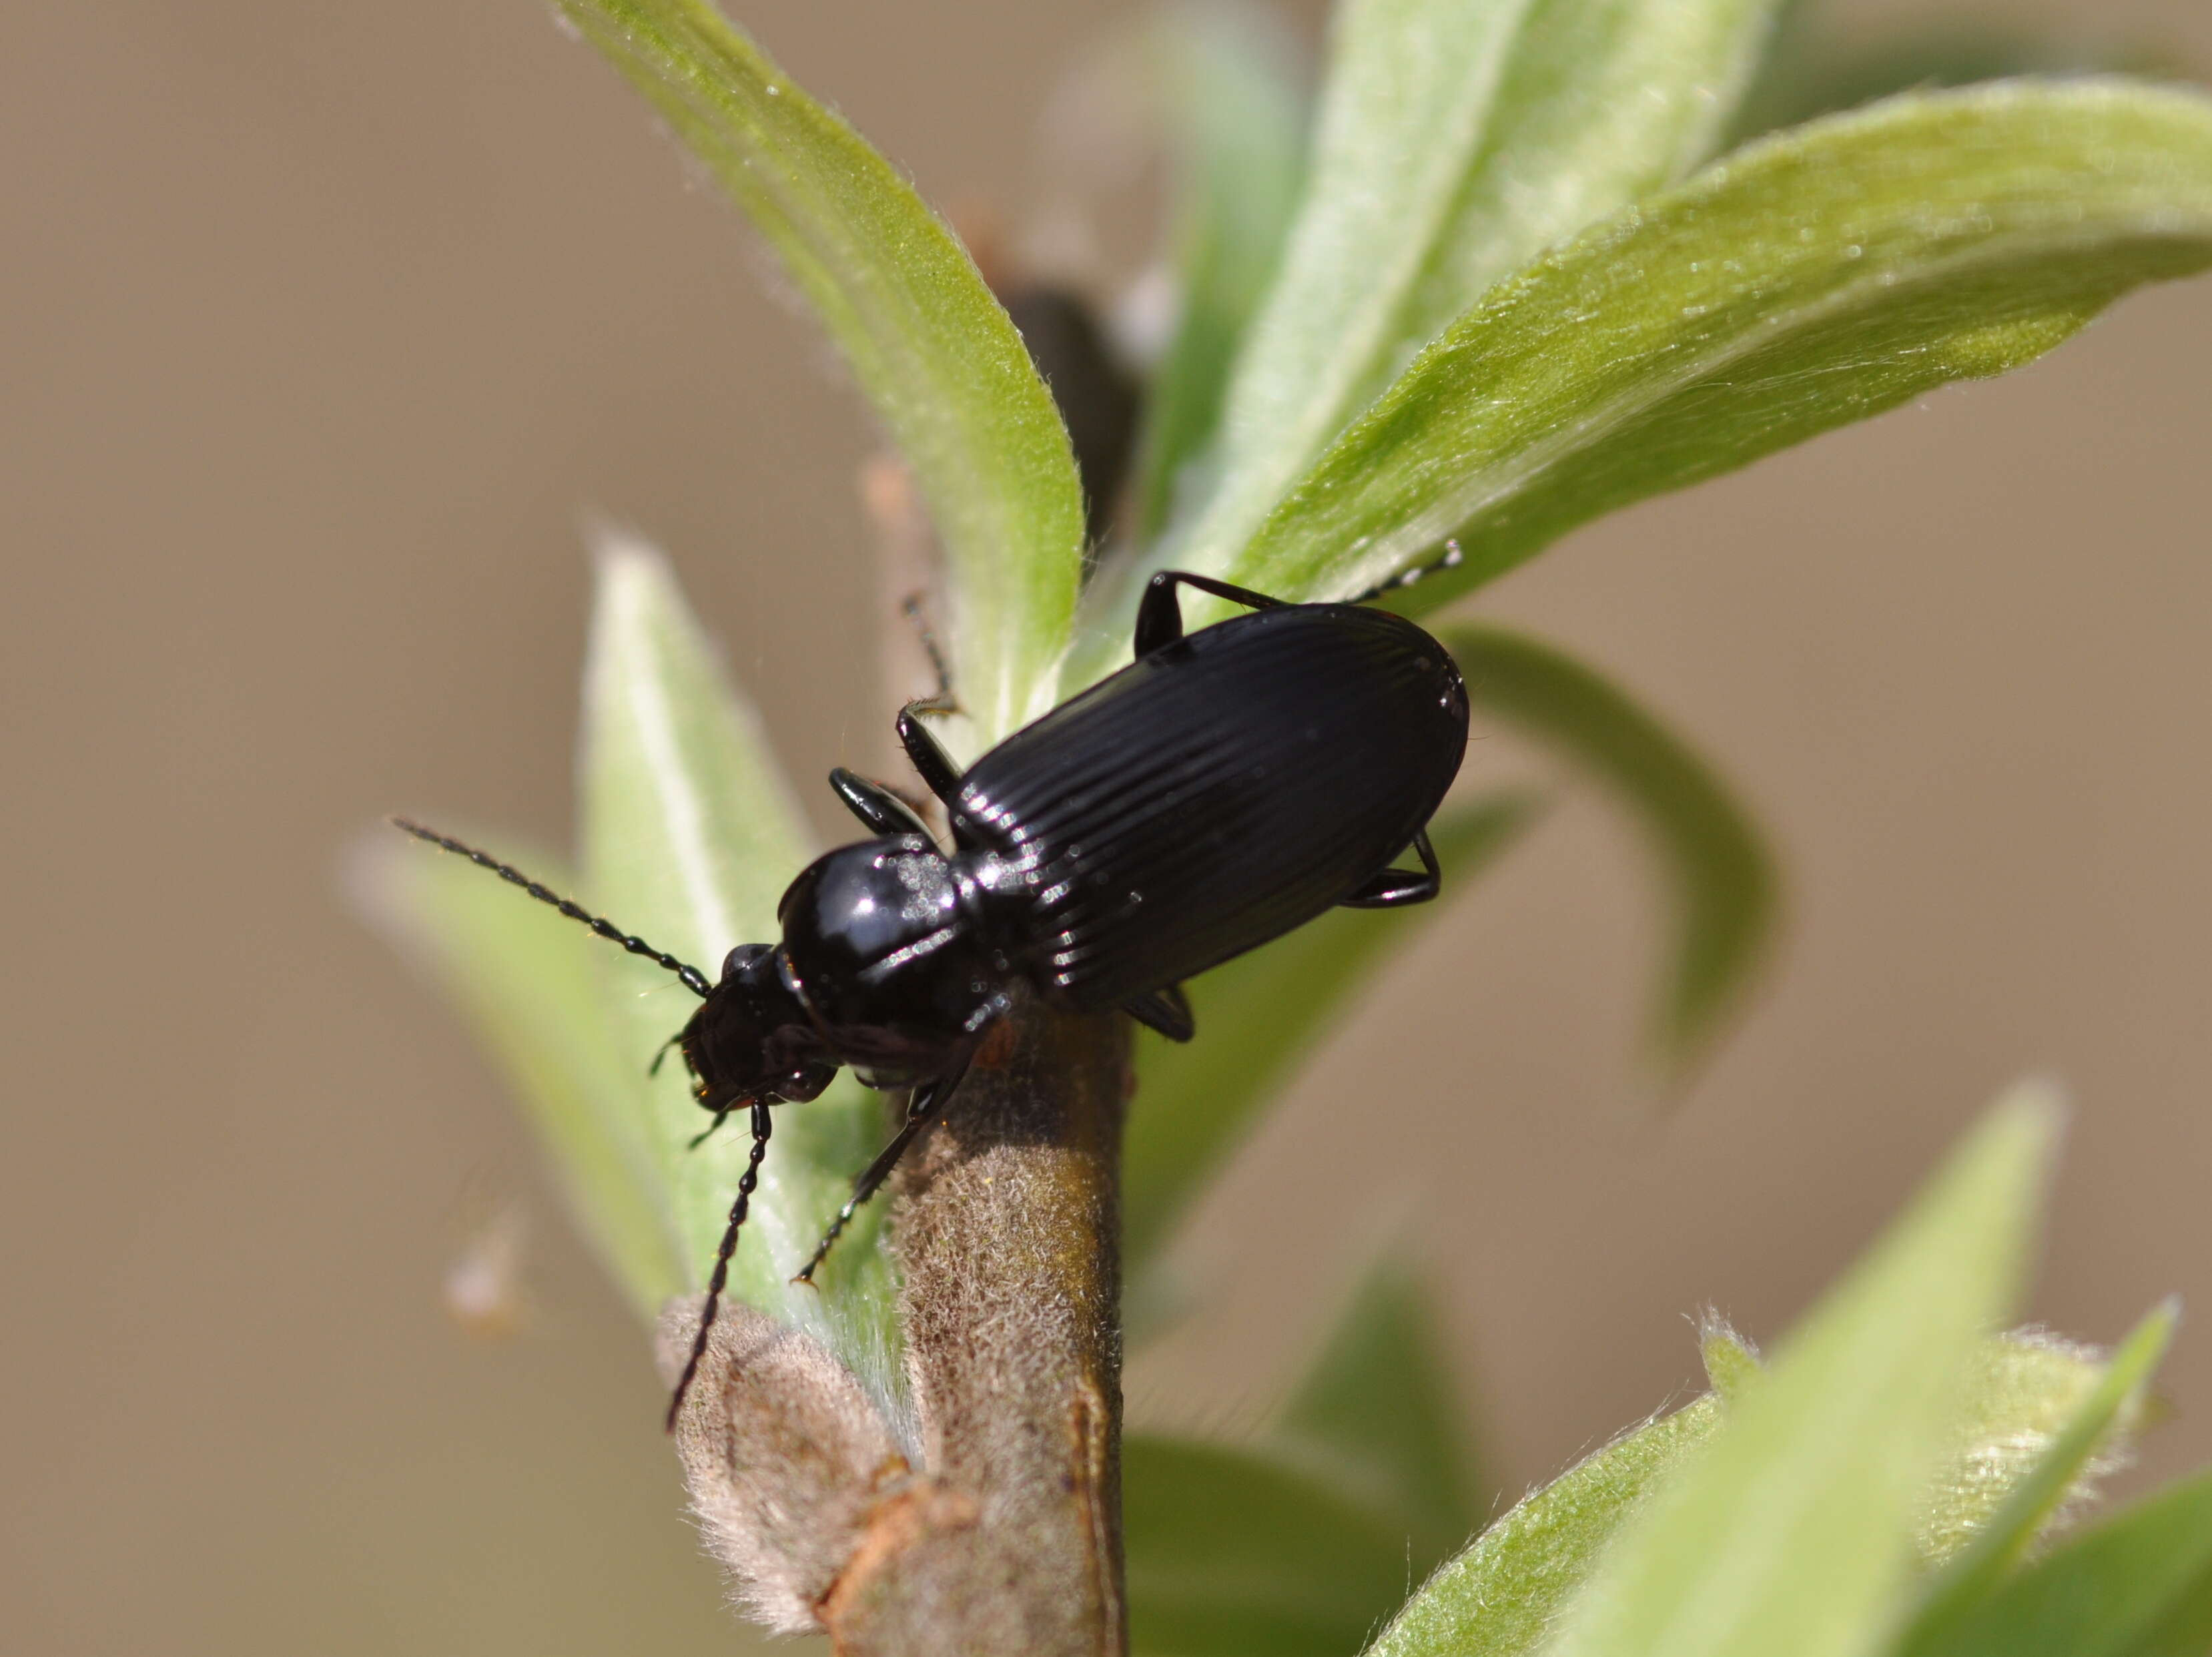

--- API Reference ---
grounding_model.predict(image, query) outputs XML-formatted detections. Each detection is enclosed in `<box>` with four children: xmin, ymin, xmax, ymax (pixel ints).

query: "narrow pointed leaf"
<box><xmin>1535</xmin><ymin>1086</ymin><xmax>2059</xmax><ymax>1657</ymax></box>
<box><xmin>1274</xmin><ymin>1253</ymin><xmax>1483</xmax><ymax>1572</ymax></box>
<box><xmin>1125</xmin><ymin>1435</ymin><xmax>1419</xmax><ymax>1657</ymax></box>
<box><xmin>1124</xmin><ymin>793</ymin><xmax>1538</xmax><ymax>1271</ymax></box>
<box><xmin>1132</xmin><ymin>0</ymin><xmax>1310</xmax><ymax>538</ymax></box>
<box><xmin>1367</xmin><ymin>1395</ymin><xmax>1726</xmax><ymax>1657</ymax></box>
<box><xmin>1379</xmin><ymin>0</ymin><xmax>1782</xmax><ymax>407</ymax></box>
<box><xmin>1906</xmin><ymin>1471</ymin><xmax>2212</xmax><ymax>1657</ymax></box>
<box><xmin>1230</xmin><ymin>82</ymin><xmax>2212</xmax><ymax>610</ymax></box>
<box><xmin>356</xmin><ymin>833</ymin><xmax>689</xmax><ymax>1317</ymax></box>
<box><xmin>1442</xmin><ymin>625</ymin><xmax>1773</xmax><ymax>1068</ymax></box>
<box><xmin>1902</xmin><ymin>1304</ymin><xmax>2177</xmax><ymax>1654</ymax></box>
<box><xmin>558</xmin><ymin>0</ymin><xmax>1084</xmax><ymax>742</ymax></box>
<box><xmin>1161</xmin><ymin>0</ymin><xmax>1542</xmax><ymax>583</ymax></box>
<box><xmin>579</xmin><ymin>536</ymin><xmax>903</xmax><ymax>1393</ymax></box>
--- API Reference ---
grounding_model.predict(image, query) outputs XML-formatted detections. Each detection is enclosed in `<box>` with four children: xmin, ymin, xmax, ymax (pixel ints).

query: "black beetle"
<box><xmin>396</xmin><ymin>567</ymin><xmax>1469</xmax><ymax>1427</ymax></box>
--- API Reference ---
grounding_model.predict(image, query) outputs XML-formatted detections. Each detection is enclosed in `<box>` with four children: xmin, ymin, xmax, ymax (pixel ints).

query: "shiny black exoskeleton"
<box><xmin>395</xmin><ymin>569</ymin><xmax>1469</xmax><ymax>1427</ymax></box>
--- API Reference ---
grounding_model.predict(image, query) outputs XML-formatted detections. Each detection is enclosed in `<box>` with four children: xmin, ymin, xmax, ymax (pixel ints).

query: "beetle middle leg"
<box><xmin>1134</xmin><ymin>569</ymin><xmax>1285</xmax><ymax>655</ymax></box>
<box><xmin>829</xmin><ymin>766</ymin><xmax>936</xmax><ymax>839</ymax></box>
<box><xmin>1339</xmin><ymin>826</ymin><xmax>1443</xmax><ymax>908</ymax></box>
<box><xmin>790</xmin><ymin>1058</ymin><xmax>974</xmax><ymax>1285</ymax></box>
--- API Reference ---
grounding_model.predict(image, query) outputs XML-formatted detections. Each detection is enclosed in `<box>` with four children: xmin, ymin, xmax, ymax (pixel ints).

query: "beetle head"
<box><xmin>678</xmin><ymin>942</ymin><xmax>836</xmax><ymax>1113</ymax></box>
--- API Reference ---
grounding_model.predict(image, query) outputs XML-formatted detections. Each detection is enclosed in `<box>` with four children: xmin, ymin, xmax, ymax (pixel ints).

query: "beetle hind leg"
<box><xmin>1133</xmin><ymin>570</ymin><xmax>1284</xmax><ymax>656</ymax></box>
<box><xmin>1123</xmin><ymin>984</ymin><xmax>1195</xmax><ymax>1042</ymax></box>
<box><xmin>1339</xmin><ymin>827</ymin><xmax>1443</xmax><ymax>909</ymax></box>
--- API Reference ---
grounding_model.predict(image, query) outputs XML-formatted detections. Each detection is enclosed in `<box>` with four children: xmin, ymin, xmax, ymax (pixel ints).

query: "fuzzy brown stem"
<box><xmin>821</xmin><ymin>988</ymin><xmax>1130</xmax><ymax>1656</ymax></box>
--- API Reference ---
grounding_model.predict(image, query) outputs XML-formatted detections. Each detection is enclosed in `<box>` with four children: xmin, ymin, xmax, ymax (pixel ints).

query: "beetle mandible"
<box><xmin>396</xmin><ymin>566</ymin><xmax>1470</xmax><ymax>1428</ymax></box>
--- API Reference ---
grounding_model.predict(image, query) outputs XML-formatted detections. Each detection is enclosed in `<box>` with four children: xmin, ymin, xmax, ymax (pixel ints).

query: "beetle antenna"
<box><xmin>390</xmin><ymin>817</ymin><xmax>713</xmax><ymax>999</ymax></box>
<box><xmin>667</xmin><ymin>1100</ymin><xmax>773</xmax><ymax>1432</ymax></box>
<box><xmin>1350</xmin><ymin>537</ymin><xmax>1466</xmax><ymax>605</ymax></box>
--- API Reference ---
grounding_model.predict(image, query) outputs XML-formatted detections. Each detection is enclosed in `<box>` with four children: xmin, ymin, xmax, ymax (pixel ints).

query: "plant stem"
<box><xmin>821</xmin><ymin>989</ymin><xmax>1130</xmax><ymax>1656</ymax></box>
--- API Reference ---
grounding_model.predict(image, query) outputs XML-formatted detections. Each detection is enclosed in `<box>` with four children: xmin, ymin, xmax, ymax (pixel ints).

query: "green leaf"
<box><xmin>1904</xmin><ymin>1471</ymin><xmax>2212</xmax><ymax>1657</ymax></box>
<box><xmin>577</xmin><ymin>535</ymin><xmax>903</xmax><ymax>1395</ymax></box>
<box><xmin>557</xmin><ymin>0</ymin><xmax>1084</xmax><ymax>744</ymax></box>
<box><xmin>1229</xmin><ymin>81</ymin><xmax>2212</xmax><ymax>612</ymax></box>
<box><xmin>1123</xmin><ymin>793</ymin><xmax>1539</xmax><ymax>1273</ymax></box>
<box><xmin>1730</xmin><ymin>13</ymin><xmax>2188</xmax><ymax>145</ymax></box>
<box><xmin>1273</xmin><ymin>1253</ymin><xmax>1483</xmax><ymax>1574</ymax></box>
<box><xmin>354</xmin><ymin>832</ymin><xmax>689</xmax><ymax>1319</ymax></box>
<box><xmin>1125</xmin><ymin>1435</ymin><xmax>1419</xmax><ymax>1657</ymax></box>
<box><xmin>1440</xmin><ymin>625</ymin><xmax>1774</xmax><ymax>1068</ymax></box>
<box><xmin>1132</xmin><ymin>0</ymin><xmax>1310</xmax><ymax>540</ymax></box>
<box><xmin>1142</xmin><ymin>0</ymin><xmax>1782</xmax><ymax>609</ymax></box>
<box><xmin>1367</xmin><ymin>1394</ymin><xmax>1726</xmax><ymax>1657</ymax></box>
<box><xmin>1378</xmin><ymin>0</ymin><xmax>1783</xmax><ymax>410</ymax></box>
<box><xmin>1698</xmin><ymin>1316</ymin><xmax>2163</xmax><ymax>1569</ymax></box>
<box><xmin>1534</xmin><ymin>1084</ymin><xmax>2059</xmax><ymax>1657</ymax></box>
<box><xmin>1155</xmin><ymin>0</ymin><xmax>1545</xmax><ymax>589</ymax></box>
<box><xmin>1902</xmin><ymin>1304</ymin><xmax>2177</xmax><ymax>1654</ymax></box>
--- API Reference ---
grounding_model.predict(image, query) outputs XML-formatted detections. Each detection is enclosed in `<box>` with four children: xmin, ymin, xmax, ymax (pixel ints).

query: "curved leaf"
<box><xmin>1906</xmin><ymin>1471</ymin><xmax>2212</xmax><ymax>1657</ymax></box>
<box><xmin>1126</xmin><ymin>1435</ymin><xmax>1416</xmax><ymax>1657</ymax></box>
<box><xmin>558</xmin><ymin>0</ymin><xmax>1084</xmax><ymax>743</ymax></box>
<box><xmin>1157</xmin><ymin>0</ymin><xmax>1543</xmax><ymax>588</ymax></box>
<box><xmin>1535</xmin><ymin>1086</ymin><xmax>2057</xmax><ymax>1657</ymax></box>
<box><xmin>1367</xmin><ymin>1394</ymin><xmax>1726</xmax><ymax>1657</ymax></box>
<box><xmin>1903</xmin><ymin>1303</ymin><xmax>2177</xmax><ymax>1654</ymax></box>
<box><xmin>354</xmin><ymin>832</ymin><xmax>688</xmax><ymax>1318</ymax></box>
<box><xmin>1443</xmin><ymin>625</ymin><xmax>1774</xmax><ymax>1067</ymax></box>
<box><xmin>578</xmin><ymin>535</ymin><xmax>903</xmax><ymax>1400</ymax></box>
<box><xmin>1229</xmin><ymin>82</ymin><xmax>2212</xmax><ymax>610</ymax></box>
<box><xmin>1274</xmin><ymin>1253</ymin><xmax>1483</xmax><ymax>1573</ymax></box>
<box><xmin>1132</xmin><ymin>0</ymin><xmax>1311</xmax><ymax>539</ymax></box>
<box><xmin>1730</xmin><ymin>13</ymin><xmax>2186</xmax><ymax>145</ymax></box>
<box><xmin>1378</xmin><ymin>0</ymin><xmax>1782</xmax><ymax>408</ymax></box>
<box><xmin>1124</xmin><ymin>793</ymin><xmax>1539</xmax><ymax>1272</ymax></box>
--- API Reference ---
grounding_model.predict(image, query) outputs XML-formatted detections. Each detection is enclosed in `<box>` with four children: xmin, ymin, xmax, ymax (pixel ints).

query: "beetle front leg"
<box><xmin>790</xmin><ymin>1058</ymin><xmax>973</xmax><ymax>1285</ymax></box>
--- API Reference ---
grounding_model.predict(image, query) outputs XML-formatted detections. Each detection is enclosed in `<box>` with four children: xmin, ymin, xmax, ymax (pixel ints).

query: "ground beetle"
<box><xmin>396</xmin><ymin>565</ymin><xmax>1470</xmax><ymax>1427</ymax></box>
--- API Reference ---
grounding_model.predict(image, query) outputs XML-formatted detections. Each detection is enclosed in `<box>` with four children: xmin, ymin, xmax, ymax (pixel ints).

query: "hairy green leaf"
<box><xmin>1908</xmin><ymin>1471</ymin><xmax>2212</xmax><ymax>1657</ymax></box>
<box><xmin>557</xmin><ymin>0</ymin><xmax>1084</xmax><ymax>743</ymax></box>
<box><xmin>1698</xmin><ymin>1317</ymin><xmax>2161</xmax><ymax>1568</ymax></box>
<box><xmin>355</xmin><ymin>832</ymin><xmax>688</xmax><ymax>1317</ymax></box>
<box><xmin>1230</xmin><ymin>82</ymin><xmax>2212</xmax><ymax>611</ymax></box>
<box><xmin>1903</xmin><ymin>1304</ymin><xmax>2176</xmax><ymax>1654</ymax></box>
<box><xmin>1132</xmin><ymin>0</ymin><xmax>1309</xmax><ymax>540</ymax></box>
<box><xmin>1274</xmin><ymin>1253</ymin><xmax>1483</xmax><ymax>1574</ymax></box>
<box><xmin>1443</xmin><ymin>625</ymin><xmax>1774</xmax><ymax>1068</ymax></box>
<box><xmin>1124</xmin><ymin>793</ymin><xmax>1538</xmax><ymax>1272</ymax></box>
<box><xmin>578</xmin><ymin>537</ymin><xmax>902</xmax><ymax>1394</ymax></box>
<box><xmin>1158</xmin><ymin>0</ymin><xmax>1542</xmax><ymax>589</ymax></box>
<box><xmin>1535</xmin><ymin>1086</ymin><xmax>2058</xmax><ymax>1657</ymax></box>
<box><xmin>1368</xmin><ymin>1394</ymin><xmax>1726</xmax><ymax>1657</ymax></box>
<box><xmin>1379</xmin><ymin>0</ymin><xmax>1782</xmax><ymax>407</ymax></box>
<box><xmin>1125</xmin><ymin>1435</ymin><xmax>1419</xmax><ymax>1657</ymax></box>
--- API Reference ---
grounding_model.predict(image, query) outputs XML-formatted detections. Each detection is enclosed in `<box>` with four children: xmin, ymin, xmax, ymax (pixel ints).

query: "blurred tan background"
<box><xmin>7</xmin><ymin>1</ymin><xmax>2212</xmax><ymax>1651</ymax></box>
